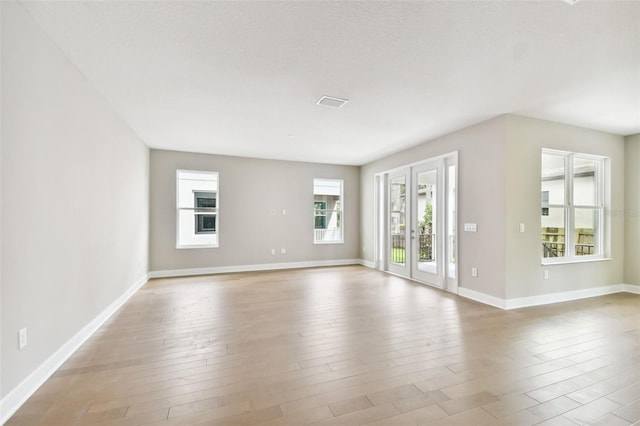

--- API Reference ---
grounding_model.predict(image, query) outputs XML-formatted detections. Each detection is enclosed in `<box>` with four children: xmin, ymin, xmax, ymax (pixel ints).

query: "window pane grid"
<box><xmin>313</xmin><ymin>179</ymin><xmax>344</xmax><ymax>244</ymax></box>
<box><xmin>541</xmin><ymin>150</ymin><xmax>604</xmax><ymax>262</ymax></box>
<box><xmin>177</xmin><ymin>170</ymin><xmax>219</xmax><ymax>248</ymax></box>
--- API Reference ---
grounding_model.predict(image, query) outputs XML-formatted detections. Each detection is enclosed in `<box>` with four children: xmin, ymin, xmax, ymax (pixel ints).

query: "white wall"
<box><xmin>625</xmin><ymin>134</ymin><xmax>640</xmax><ymax>286</ymax></box>
<box><xmin>360</xmin><ymin>116</ymin><xmax>508</xmax><ymax>299</ymax></box>
<box><xmin>504</xmin><ymin>115</ymin><xmax>625</xmax><ymax>299</ymax></box>
<box><xmin>1</xmin><ymin>0</ymin><xmax>149</xmax><ymax>411</ymax></box>
<box><xmin>149</xmin><ymin>149</ymin><xmax>360</xmax><ymax>273</ymax></box>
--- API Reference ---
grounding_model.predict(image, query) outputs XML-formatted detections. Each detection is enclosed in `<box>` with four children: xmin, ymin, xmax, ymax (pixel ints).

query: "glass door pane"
<box><xmin>389</xmin><ymin>174</ymin><xmax>407</xmax><ymax>270</ymax></box>
<box><xmin>380</xmin><ymin>154</ymin><xmax>457</xmax><ymax>292</ymax></box>
<box><xmin>415</xmin><ymin>169</ymin><xmax>437</xmax><ymax>275</ymax></box>
<box><xmin>447</xmin><ymin>163</ymin><xmax>456</xmax><ymax>281</ymax></box>
<box><xmin>411</xmin><ymin>162</ymin><xmax>442</xmax><ymax>287</ymax></box>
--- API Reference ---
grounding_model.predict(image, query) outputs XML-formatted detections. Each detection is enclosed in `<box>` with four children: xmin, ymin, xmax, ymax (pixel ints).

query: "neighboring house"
<box><xmin>314</xmin><ymin>179</ymin><xmax>343</xmax><ymax>243</ymax></box>
<box><xmin>541</xmin><ymin>156</ymin><xmax>598</xmax><ymax>257</ymax></box>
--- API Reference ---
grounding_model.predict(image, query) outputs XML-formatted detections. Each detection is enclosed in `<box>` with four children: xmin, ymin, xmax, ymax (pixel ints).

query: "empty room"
<box><xmin>1</xmin><ymin>1</ymin><xmax>639</xmax><ymax>425</ymax></box>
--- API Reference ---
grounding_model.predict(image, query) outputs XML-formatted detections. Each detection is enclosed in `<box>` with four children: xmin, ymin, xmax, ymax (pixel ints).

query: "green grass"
<box><xmin>391</xmin><ymin>247</ymin><xmax>405</xmax><ymax>264</ymax></box>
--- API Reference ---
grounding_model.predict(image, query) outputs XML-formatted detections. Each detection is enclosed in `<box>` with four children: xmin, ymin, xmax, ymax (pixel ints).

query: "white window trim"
<box><xmin>541</xmin><ymin>149</ymin><xmax>606</xmax><ymax>265</ymax></box>
<box><xmin>313</xmin><ymin>178</ymin><xmax>344</xmax><ymax>245</ymax></box>
<box><xmin>176</xmin><ymin>169</ymin><xmax>219</xmax><ymax>249</ymax></box>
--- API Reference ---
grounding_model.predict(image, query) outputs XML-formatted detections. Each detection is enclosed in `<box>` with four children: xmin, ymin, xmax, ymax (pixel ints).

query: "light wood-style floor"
<box><xmin>6</xmin><ymin>266</ymin><xmax>640</xmax><ymax>426</ymax></box>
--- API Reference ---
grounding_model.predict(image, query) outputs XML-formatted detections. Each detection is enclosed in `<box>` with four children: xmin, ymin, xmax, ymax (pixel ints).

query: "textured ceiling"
<box><xmin>18</xmin><ymin>0</ymin><xmax>640</xmax><ymax>165</ymax></box>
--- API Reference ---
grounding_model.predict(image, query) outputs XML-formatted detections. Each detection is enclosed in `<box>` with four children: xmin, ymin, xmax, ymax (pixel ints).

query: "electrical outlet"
<box><xmin>544</xmin><ymin>270</ymin><xmax>549</xmax><ymax>279</ymax></box>
<box><xmin>18</xmin><ymin>328</ymin><xmax>27</xmax><ymax>349</ymax></box>
<box><xmin>271</xmin><ymin>249</ymin><xmax>276</xmax><ymax>255</ymax></box>
<box><xmin>280</xmin><ymin>248</ymin><xmax>286</xmax><ymax>254</ymax></box>
<box><xmin>471</xmin><ymin>267</ymin><xmax>478</xmax><ymax>277</ymax></box>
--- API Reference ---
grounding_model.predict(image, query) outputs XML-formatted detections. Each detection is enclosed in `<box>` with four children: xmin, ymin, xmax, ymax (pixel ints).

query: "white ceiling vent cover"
<box><xmin>317</xmin><ymin>96</ymin><xmax>349</xmax><ymax>108</ymax></box>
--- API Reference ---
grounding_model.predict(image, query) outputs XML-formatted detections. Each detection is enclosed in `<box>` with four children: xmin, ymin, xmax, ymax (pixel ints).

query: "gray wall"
<box><xmin>504</xmin><ymin>115</ymin><xmax>625</xmax><ymax>299</ymax></box>
<box><xmin>625</xmin><ymin>134</ymin><xmax>640</xmax><ymax>286</ymax></box>
<box><xmin>1</xmin><ymin>0</ymin><xmax>149</xmax><ymax>399</ymax></box>
<box><xmin>149</xmin><ymin>150</ymin><xmax>360</xmax><ymax>272</ymax></box>
<box><xmin>0</xmin><ymin>0</ymin><xmax>635</xmax><ymax>410</ymax></box>
<box><xmin>361</xmin><ymin>114</ymin><xmax>627</xmax><ymax>301</ymax></box>
<box><xmin>361</xmin><ymin>116</ymin><xmax>508</xmax><ymax>299</ymax></box>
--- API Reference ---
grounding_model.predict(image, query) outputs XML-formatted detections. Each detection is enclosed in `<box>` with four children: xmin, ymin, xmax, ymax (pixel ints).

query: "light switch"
<box><xmin>464</xmin><ymin>223</ymin><xmax>477</xmax><ymax>232</ymax></box>
<box><xmin>18</xmin><ymin>328</ymin><xmax>27</xmax><ymax>349</ymax></box>
<box><xmin>519</xmin><ymin>223</ymin><xmax>525</xmax><ymax>233</ymax></box>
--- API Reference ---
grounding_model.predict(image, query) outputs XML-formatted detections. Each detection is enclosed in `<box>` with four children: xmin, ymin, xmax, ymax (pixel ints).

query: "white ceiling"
<box><xmin>19</xmin><ymin>0</ymin><xmax>640</xmax><ymax>166</ymax></box>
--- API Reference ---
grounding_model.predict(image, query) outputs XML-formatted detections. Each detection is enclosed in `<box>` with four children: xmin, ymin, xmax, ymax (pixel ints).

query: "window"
<box><xmin>194</xmin><ymin>192</ymin><xmax>216</xmax><ymax>234</ymax></box>
<box><xmin>313</xmin><ymin>178</ymin><xmax>343</xmax><ymax>244</ymax></box>
<box><xmin>177</xmin><ymin>170</ymin><xmax>218</xmax><ymax>248</ymax></box>
<box><xmin>541</xmin><ymin>150</ymin><xmax>605</xmax><ymax>262</ymax></box>
<box><xmin>314</xmin><ymin>201</ymin><xmax>327</xmax><ymax>229</ymax></box>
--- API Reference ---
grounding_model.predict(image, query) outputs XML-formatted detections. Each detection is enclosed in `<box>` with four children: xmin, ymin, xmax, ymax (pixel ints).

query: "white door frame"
<box><xmin>411</xmin><ymin>159</ymin><xmax>444</xmax><ymax>288</ymax></box>
<box><xmin>387</xmin><ymin>168</ymin><xmax>411</xmax><ymax>277</ymax></box>
<box><xmin>374</xmin><ymin>151</ymin><xmax>458</xmax><ymax>293</ymax></box>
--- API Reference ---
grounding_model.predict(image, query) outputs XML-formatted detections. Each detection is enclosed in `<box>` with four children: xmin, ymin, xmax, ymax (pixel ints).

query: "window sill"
<box><xmin>314</xmin><ymin>241</ymin><xmax>344</xmax><ymax>245</ymax></box>
<box><xmin>176</xmin><ymin>244</ymin><xmax>219</xmax><ymax>250</ymax></box>
<box><xmin>541</xmin><ymin>257</ymin><xmax>611</xmax><ymax>266</ymax></box>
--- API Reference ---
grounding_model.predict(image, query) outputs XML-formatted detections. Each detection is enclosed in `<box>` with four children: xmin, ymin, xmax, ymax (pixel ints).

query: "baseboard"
<box><xmin>457</xmin><ymin>287</ymin><xmax>507</xmax><ymax>309</ymax></box>
<box><xmin>458</xmin><ymin>284</ymin><xmax>639</xmax><ymax>311</ymax></box>
<box><xmin>623</xmin><ymin>283</ymin><xmax>640</xmax><ymax>294</ymax></box>
<box><xmin>149</xmin><ymin>258</ymin><xmax>363</xmax><ymax>278</ymax></box>
<box><xmin>359</xmin><ymin>259</ymin><xmax>376</xmax><ymax>268</ymax></box>
<box><xmin>0</xmin><ymin>273</ymin><xmax>149</xmax><ymax>425</ymax></box>
<box><xmin>504</xmin><ymin>284</ymin><xmax>632</xmax><ymax>309</ymax></box>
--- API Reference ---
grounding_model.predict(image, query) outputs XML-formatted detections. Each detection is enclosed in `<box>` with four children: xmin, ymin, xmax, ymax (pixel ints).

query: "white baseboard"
<box><xmin>0</xmin><ymin>274</ymin><xmax>149</xmax><ymax>425</ymax></box>
<box><xmin>459</xmin><ymin>284</ymin><xmax>639</xmax><ymax>311</ymax></box>
<box><xmin>504</xmin><ymin>284</ymin><xmax>629</xmax><ymax>309</ymax></box>
<box><xmin>623</xmin><ymin>283</ymin><xmax>640</xmax><ymax>294</ymax></box>
<box><xmin>359</xmin><ymin>259</ymin><xmax>376</xmax><ymax>268</ymax></box>
<box><xmin>149</xmin><ymin>258</ymin><xmax>363</xmax><ymax>278</ymax></box>
<box><xmin>458</xmin><ymin>287</ymin><xmax>507</xmax><ymax>309</ymax></box>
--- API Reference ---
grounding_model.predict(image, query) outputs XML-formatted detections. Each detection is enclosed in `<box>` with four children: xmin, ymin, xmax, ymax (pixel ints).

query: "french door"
<box><xmin>382</xmin><ymin>154</ymin><xmax>457</xmax><ymax>291</ymax></box>
<box><xmin>387</xmin><ymin>169</ymin><xmax>410</xmax><ymax>277</ymax></box>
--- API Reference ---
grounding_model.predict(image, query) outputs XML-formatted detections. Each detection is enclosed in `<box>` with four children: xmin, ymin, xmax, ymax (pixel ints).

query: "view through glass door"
<box><xmin>384</xmin><ymin>154</ymin><xmax>457</xmax><ymax>291</ymax></box>
<box><xmin>388</xmin><ymin>170</ymin><xmax>409</xmax><ymax>277</ymax></box>
<box><xmin>411</xmin><ymin>163</ymin><xmax>441</xmax><ymax>285</ymax></box>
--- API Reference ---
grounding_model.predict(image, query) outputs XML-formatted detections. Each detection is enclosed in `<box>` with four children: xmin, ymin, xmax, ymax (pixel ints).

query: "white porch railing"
<box><xmin>315</xmin><ymin>228</ymin><xmax>342</xmax><ymax>242</ymax></box>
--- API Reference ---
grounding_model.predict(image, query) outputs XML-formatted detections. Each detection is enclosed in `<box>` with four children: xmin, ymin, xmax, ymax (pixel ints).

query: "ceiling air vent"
<box><xmin>316</xmin><ymin>96</ymin><xmax>349</xmax><ymax>108</ymax></box>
